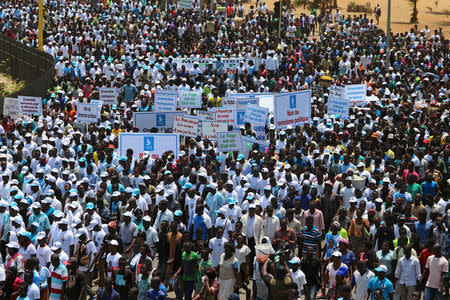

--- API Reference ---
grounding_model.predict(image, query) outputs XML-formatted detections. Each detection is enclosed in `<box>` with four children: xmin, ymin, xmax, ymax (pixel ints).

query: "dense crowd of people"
<box><xmin>0</xmin><ymin>0</ymin><xmax>449</xmax><ymax>300</ymax></box>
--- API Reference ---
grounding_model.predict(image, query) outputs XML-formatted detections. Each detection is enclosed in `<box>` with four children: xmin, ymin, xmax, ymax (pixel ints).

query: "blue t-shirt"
<box><xmin>193</xmin><ymin>215</ymin><xmax>208</xmax><ymax>241</ymax></box>
<box><xmin>123</xmin><ymin>84</ymin><xmax>138</xmax><ymax>102</ymax></box>
<box><xmin>147</xmin><ymin>288</ymin><xmax>166</xmax><ymax>300</ymax></box>
<box><xmin>341</xmin><ymin>250</ymin><xmax>356</xmax><ymax>267</ymax></box>
<box><xmin>414</xmin><ymin>221</ymin><xmax>433</xmax><ymax>244</ymax></box>
<box><xmin>98</xmin><ymin>288</ymin><xmax>120</xmax><ymax>300</ymax></box>
<box><xmin>422</xmin><ymin>181</ymin><xmax>438</xmax><ymax>197</ymax></box>
<box><xmin>368</xmin><ymin>276</ymin><xmax>394</xmax><ymax>300</ymax></box>
<box><xmin>324</xmin><ymin>232</ymin><xmax>341</xmax><ymax>259</ymax></box>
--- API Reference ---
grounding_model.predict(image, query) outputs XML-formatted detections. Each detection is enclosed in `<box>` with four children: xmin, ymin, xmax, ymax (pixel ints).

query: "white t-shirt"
<box><xmin>37</xmin><ymin>245</ymin><xmax>52</xmax><ymax>267</ymax></box>
<box><xmin>340</xmin><ymin>187</ymin><xmax>355</xmax><ymax>208</ymax></box>
<box><xmin>19</xmin><ymin>244</ymin><xmax>37</xmax><ymax>260</ymax></box>
<box><xmin>27</xmin><ymin>282</ymin><xmax>40</xmax><ymax>300</ymax></box>
<box><xmin>326</xmin><ymin>262</ymin><xmax>347</xmax><ymax>285</ymax></box>
<box><xmin>209</xmin><ymin>237</ymin><xmax>227</xmax><ymax>267</ymax></box>
<box><xmin>56</xmin><ymin>230</ymin><xmax>75</xmax><ymax>256</ymax></box>
<box><xmin>426</xmin><ymin>255</ymin><xmax>449</xmax><ymax>289</ymax></box>
<box><xmin>235</xmin><ymin>245</ymin><xmax>251</xmax><ymax>271</ymax></box>
<box><xmin>144</xmin><ymin>227</ymin><xmax>159</xmax><ymax>256</ymax></box>
<box><xmin>290</xmin><ymin>269</ymin><xmax>307</xmax><ymax>294</ymax></box>
<box><xmin>353</xmin><ymin>269</ymin><xmax>375</xmax><ymax>300</ymax></box>
<box><xmin>106</xmin><ymin>253</ymin><xmax>122</xmax><ymax>276</ymax></box>
<box><xmin>0</xmin><ymin>264</ymin><xmax>5</xmax><ymax>281</ymax></box>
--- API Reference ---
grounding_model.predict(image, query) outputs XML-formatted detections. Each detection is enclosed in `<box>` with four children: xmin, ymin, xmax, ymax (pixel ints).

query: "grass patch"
<box><xmin>0</xmin><ymin>73</ymin><xmax>25</xmax><ymax>97</ymax></box>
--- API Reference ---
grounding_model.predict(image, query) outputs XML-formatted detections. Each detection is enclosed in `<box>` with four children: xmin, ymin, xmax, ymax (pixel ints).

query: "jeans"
<box><xmin>158</xmin><ymin>259</ymin><xmax>168</xmax><ymax>284</ymax></box>
<box><xmin>174</xmin><ymin>274</ymin><xmax>182</xmax><ymax>300</ymax></box>
<box><xmin>306</xmin><ymin>284</ymin><xmax>319</xmax><ymax>300</ymax></box>
<box><xmin>424</xmin><ymin>286</ymin><xmax>443</xmax><ymax>300</ymax></box>
<box><xmin>183</xmin><ymin>280</ymin><xmax>195</xmax><ymax>300</ymax></box>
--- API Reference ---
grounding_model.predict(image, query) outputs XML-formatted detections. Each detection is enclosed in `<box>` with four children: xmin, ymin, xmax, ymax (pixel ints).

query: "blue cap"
<box><xmin>132</xmin><ymin>188</ymin><xmax>140</xmax><ymax>196</ymax></box>
<box><xmin>164</xmin><ymin>170</ymin><xmax>172</xmax><ymax>175</ymax></box>
<box><xmin>174</xmin><ymin>210</ymin><xmax>183</xmax><ymax>217</ymax></box>
<box><xmin>86</xmin><ymin>202</ymin><xmax>95</xmax><ymax>210</ymax></box>
<box><xmin>79</xmin><ymin>157</ymin><xmax>86</xmax><ymax>163</ymax></box>
<box><xmin>119</xmin><ymin>156</ymin><xmax>127</xmax><ymax>161</ymax></box>
<box><xmin>182</xmin><ymin>182</ymin><xmax>193</xmax><ymax>189</ymax></box>
<box><xmin>20</xmin><ymin>231</ymin><xmax>32</xmax><ymax>239</ymax></box>
<box><xmin>237</xmin><ymin>154</ymin><xmax>245</xmax><ymax>160</ymax></box>
<box><xmin>227</xmin><ymin>197</ymin><xmax>236</xmax><ymax>205</ymax></box>
<box><xmin>14</xmin><ymin>194</ymin><xmax>23</xmax><ymax>200</ymax></box>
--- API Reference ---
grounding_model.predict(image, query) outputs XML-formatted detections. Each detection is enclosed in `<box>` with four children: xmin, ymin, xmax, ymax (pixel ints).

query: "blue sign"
<box><xmin>144</xmin><ymin>137</ymin><xmax>155</xmax><ymax>151</ymax></box>
<box><xmin>289</xmin><ymin>95</ymin><xmax>296</xmax><ymax>109</ymax></box>
<box><xmin>237</xmin><ymin>111</ymin><xmax>245</xmax><ymax>124</ymax></box>
<box><xmin>156</xmin><ymin>114</ymin><xmax>166</xmax><ymax>126</ymax></box>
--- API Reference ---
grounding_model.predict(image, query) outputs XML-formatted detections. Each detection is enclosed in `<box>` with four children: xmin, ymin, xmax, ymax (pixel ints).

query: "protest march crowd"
<box><xmin>0</xmin><ymin>0</ymin><xmax>449</xmax><ymax>299</ymax></box>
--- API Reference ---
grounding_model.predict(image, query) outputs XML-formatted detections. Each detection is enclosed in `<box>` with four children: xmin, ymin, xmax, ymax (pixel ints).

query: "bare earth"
<box><xmin>244</xmin><ymin>0</ymin><xmax>450</xmax><ymax>36</ymax></box>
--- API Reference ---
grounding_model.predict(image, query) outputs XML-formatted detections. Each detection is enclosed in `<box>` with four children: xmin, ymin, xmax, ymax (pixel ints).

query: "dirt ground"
<box><xmin>244</xmin><ymin>0</ymin><xmax>450</xmax><ymax>36</ymax></box>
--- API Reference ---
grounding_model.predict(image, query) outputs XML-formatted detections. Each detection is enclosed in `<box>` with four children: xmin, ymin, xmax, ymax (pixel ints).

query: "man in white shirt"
<box><xmin>119</xmin><ymin>212</ymin><xmax>138</xmax><ymax>248</ymax></box>
<box><xmin>288</xmin><ymin>257</ymin><xmax>306</xmax><ymax>296</ymax></box>
<box><xmin>263</xmin><ymin>205</ymin><xmax>280</xmax><ymax>242</ymax></box>
<box><xmin>54</xmin><ymin>218</ymin><xmax>75</xmax><ymax>257</ymax></box>
<box><xmin>24</xmin><ymin>271</ymin><xmax>40</xmax><ymax>300</ymax></box>
<box><xmin>352</xmin><ymin>260</ymin><xmax>375</xmax><ymax>300</ymax></box>
<box><xmin>89</xmin><ymin>219</ymin><xmax>106</xmax><ymax>252</ymax></box>
<box><xmin>222</xmin><ymin>197</ymin><xmax>242</xmax><ymax>230</ymax></box>
<box><xmin>36</xmin><ymin>232</ymin><xmax>51</xmax><ymax>267</ymax></box>
<box><xmin>340</xmin><ymin>179</ymin><xmax>355</xmax><ymax>208</ymax></box>
<box><xmin>394</xmin><ymin>245</ymin><xmax>421</xmax><ymax>300</ymax></box>
<box><xmin>154</xmin><ymin>200</ymin><xmax>174</xmax><ymax>230</ymax></box>
<box><xmin>423</xmin><ymin>244</ymin><xmax>448</xmax><ymax>300</ymax></box>
<box><xmin>208</xmin><ymin>227</ymin><xmax>227</xmax><ymax>267</ymax></box>
<box><xmin>142</xmin><ymin>216</ymin><xmax>158</xmax><ymax>258</ymax></box>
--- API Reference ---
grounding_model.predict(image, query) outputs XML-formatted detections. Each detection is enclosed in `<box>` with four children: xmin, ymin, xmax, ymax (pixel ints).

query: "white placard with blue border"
<box><xmin>327</xmin><ymin>85</ymin><xmax>349</xmax><ymax>119</ymax></box>
<box><xmin>133</xmin><ymin>111</ymin><xmax>186</xmax><ymax>132</ymax></box>
<box><xmin>243</xmin><ymin>104</ymin><xmax>269</xmax><ymax>126</ymax></box>
<box><xmin>154</xmin><ymin>90</ymin><xmax>178</xmax><ymax>111</ymax></box>
<box><xmin>119</xmin><ymin>133</ymin><xmax>179</xmax><ymax>160</ymax></box>
<box><xmin>345</xmin><ymin>84</ymin><xmax>366</xmax><ymax>106</ymax></box>
<box><xmin>274</xmin><ymin>90</ymin><xmax>311</xmax><ymax>129</ymax></box>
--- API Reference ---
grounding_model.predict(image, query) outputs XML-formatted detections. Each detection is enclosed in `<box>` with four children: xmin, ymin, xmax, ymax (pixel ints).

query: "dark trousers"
<box><xmin>247</xmin><ymin>237</ymin><xmax>256</xmax><ymax>275</ymax></box>
<box><xmin>183</xmin><ymin>280</ymin><xmax>195</xmax><ymax>300</ymax></box>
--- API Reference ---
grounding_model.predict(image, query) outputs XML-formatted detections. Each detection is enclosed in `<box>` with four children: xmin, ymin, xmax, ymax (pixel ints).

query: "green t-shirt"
<box><xmin>182</xmin><ymin>251</ymin><xmax>200</xmax><ymax>281</ymax></box>
<box><xmin>406</xmin><ymin>183</ymin><xmax>423</xmax><ymax>201</ymax></box>
<box><xmin>196</xmin><ymin>259</ymin><xmax>214</xmax><ymax>291</ymax></box>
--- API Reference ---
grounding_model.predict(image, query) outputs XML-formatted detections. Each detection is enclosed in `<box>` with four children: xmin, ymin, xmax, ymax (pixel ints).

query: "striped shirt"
<box><xmin>50</xmin><ymin>263</ymin><xmax>68</xmax><ymax>300</ymax></box>
<box><xmin>301</xmin><ymin>226</ymin><xmax>321</xmax><ymax>255</ymax></box>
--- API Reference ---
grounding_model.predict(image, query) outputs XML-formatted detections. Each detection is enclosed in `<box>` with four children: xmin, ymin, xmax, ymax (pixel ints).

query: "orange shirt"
<box><xmin>168</xmin><ymin>232</ymin><xmax>182</xmax><ymax>259</ymax></box>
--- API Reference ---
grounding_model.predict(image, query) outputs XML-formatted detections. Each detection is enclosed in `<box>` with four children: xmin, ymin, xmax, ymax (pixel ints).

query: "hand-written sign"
<box><xmin>327</xmin><ymin>85</ymin><xmax>349</xmax><ymax>118</ymax></box>
<box><xmin>217</xmin><ymin>131</ymin><xmax>243</xmax><ymax>152</ymax></box>
<box><xmin>77</xmin><ymin>102</ymin><xmax>100</xmax><ymax>123</ymax></box>
<box><xmin>179</xmin><ymin>91</ymin><xmax>202</xmax><ymax>108</ymax></box>
<box><xmin>3</xmin><ymin>97</ymin><xmax>19</xmax><ymax>119</ymax></box>
<box><xmin>345</xmin><ymin>84</ymin><xmax>366</xmax><ymax>106</ymax></box>
<box><xmin>172</xmin><ymin>116</ymin><xmax>199</xmax><ymax>137</ymax></box>
<box><xmin>99</xmin><ymin>87</ymin><xmax>119</xmax><ymax>105</ymax></box>
<box><xmin>201</xmin><ymin>121</ymin><xmax>228</xmax><ymax>140</ymax></box>
<box><xmin>243</xmin><ymin>104</ymin><xmax>269</xmax><ymax>126</ymax></box>
<box><xmin>154</xmin><ymin>90</ymin><xmax>177</xmax><ymax>111</ymax></box>
<box><xmin>214</xmin><ymin>108</ymin><xmax>236</xmax><ymax>125</ymax></box>
<box><xmin>18</xmin><ymin>96</ymin><xmax>42</xmax><ymax>115</ymax></box>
